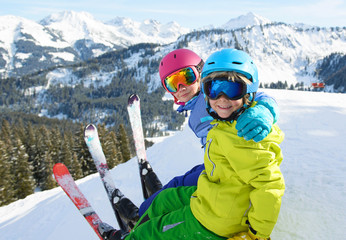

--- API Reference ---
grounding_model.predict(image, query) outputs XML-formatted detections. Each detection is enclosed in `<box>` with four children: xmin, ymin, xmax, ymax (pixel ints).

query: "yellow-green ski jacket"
<box><xmin>190</xmin><ymin>117</ymin><xmax>285</xmax><ymax>239</ymax></box>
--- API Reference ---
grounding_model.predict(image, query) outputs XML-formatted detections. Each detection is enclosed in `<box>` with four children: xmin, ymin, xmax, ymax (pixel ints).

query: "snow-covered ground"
<box><xmin>0</xmin><ymin>89</ymin><xmax>345</xmax><ymax>239</ymax></box>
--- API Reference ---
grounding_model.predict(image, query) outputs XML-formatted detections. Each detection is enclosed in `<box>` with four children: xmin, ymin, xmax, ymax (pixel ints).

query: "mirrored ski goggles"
<box><xmin>203</xmin><ymin>78</ymin><xmax>247</xmax><ymax>100</ymax></box>
<box><xmin>163</xmin><ymin>67</ymin><xmax>197</xmax><ymax>93</ymax></box>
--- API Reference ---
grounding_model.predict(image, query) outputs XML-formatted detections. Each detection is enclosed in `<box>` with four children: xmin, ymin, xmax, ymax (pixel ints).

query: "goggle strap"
<box><xmin>195</xmin><ymin>59</ymin><xmax>205</xmax><ymax>73</ymax></box>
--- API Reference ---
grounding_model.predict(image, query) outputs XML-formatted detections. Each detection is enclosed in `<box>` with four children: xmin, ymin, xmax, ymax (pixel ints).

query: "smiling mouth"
<box><xmin>180</xmin><ymin>92</ymin><xmax>190</xmax><ymax>98</ymax></box>
<box><xmin>217</xmin><ymin>105</ymin><xmax>232</xmax><ymax>110</ymax></box>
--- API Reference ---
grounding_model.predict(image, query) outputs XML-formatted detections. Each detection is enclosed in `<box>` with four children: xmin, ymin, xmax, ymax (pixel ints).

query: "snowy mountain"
<box><xmin>0</xmin><ymin>15</ymin><xmax>74</xmax><ymax>77</ymax></box>
<box><xmin>39</xmin><ymin>11</ymin><xmax>126</xmax><ymax>48</ymax></box>
<box><xmin>1</xmin><ymin>11</ymin><xmax>345</xmax><ymax>123</ymax></box>
<box><xmin>1</xmin><ymin>10</ymin><xmax>345</xmax><ymax>83</ymax></box>
<box><xmin>0</xmin><ymin>11</ymin><xmax>190</xmax><ymax>78</ymax></box>
<box><xmin>0</xmin><ymin>89</ymin><xmax>345</xmax><ymax>239</ymax></box>
<box><xmin>152</xmin><ymin>23</ymin><xmax>346</xmax><ymax>88</ymax></box>
<box><xmin>41</xmin><ymin>22</ymin><xmax>344</xmax><ymax>95</ymax></box>
<box><xmin>1</xmin><ymin>10</ymin><xmax>345</xmax><ymax>81</ymax></box>
<box><xmin>40</xmin><ymin>11</ymin><xmax>190</xmax><ymax>48</ymax></box>
<box><xmin>221</xmin><ymin>12</ymin><xmax>271</xmax><ymax>30</ymax></box>
<box><xmin>106</xmin><ymin>17</ymin><xmax>189</xmax><ymax>41</ymax></box>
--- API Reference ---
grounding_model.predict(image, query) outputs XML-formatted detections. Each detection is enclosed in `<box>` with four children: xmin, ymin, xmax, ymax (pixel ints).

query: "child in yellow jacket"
<box><xmin>99</xmin><ymin>49</ymin><xmax>285</xmax><ymax>240</ymax></box>
<box><xmin>191</xmin><ymin>49</ymin><xmax>285</xmax><ymax>240</ymax></box>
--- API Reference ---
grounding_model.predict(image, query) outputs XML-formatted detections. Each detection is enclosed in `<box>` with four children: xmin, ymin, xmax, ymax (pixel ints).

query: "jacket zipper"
<box><xmin>206</xmin><ymin>138</ymin><xmax>216</xmax><ymax>176</ymax></box>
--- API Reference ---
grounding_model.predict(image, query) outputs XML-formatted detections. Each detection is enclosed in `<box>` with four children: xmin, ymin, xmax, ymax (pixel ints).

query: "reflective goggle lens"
<box><xmin>164</xmin><ymin>67</ymin><xmax>197</xmax><ymax>93</ymax></box>
<box><xmin>203</xmin><ymin>79</ymin><xmax>246</xmax><ymax>100</ymax></box>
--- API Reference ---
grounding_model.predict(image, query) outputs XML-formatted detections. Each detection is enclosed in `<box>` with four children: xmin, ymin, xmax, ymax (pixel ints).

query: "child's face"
<box><xmin>172</xmin><ymin>80</ymin><xmax>200</xmax><ymax>103</ymax></box>
<box><xmin>209</xmin><ymin>95</ymin><xmax>243</xmax><ymax>119</ymax></box>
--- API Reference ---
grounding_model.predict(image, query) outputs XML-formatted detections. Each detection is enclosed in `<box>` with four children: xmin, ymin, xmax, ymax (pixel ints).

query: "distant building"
<box><xmin>311</xmin><ymin>82</ymin><xmax>325</xmax><ymax>90</ymax></box>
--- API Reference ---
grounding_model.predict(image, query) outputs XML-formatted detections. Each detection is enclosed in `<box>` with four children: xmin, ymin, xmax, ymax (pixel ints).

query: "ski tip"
<box><xmin>128</xmin><ymin>94</ymin><xmax>139</xmax><ymax>105</ymax></box>
<box><xmin>53</xmin><ymin>163</ymin><xmax>69</xmax><ymax>176</ymax></box>
<box><xmin>85</xmin><ymin>123</ymin><xmax>96</xmax><ymax>131</ymax></box>
<box><xmin>53</xmin><ymin>162</ymin><xmax>66</xmax><ymax>170</ymax></box>
<box><xmin>84</xmin><ymin>124</ymin><xmax>97</xmax><ymax>137</ymax></box>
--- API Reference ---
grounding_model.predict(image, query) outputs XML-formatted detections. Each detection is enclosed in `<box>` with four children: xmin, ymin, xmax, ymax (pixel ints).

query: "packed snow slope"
<box><xmin>0</xmin><ymin>89</ymin><xmax>345</xmax><ymax>239</ymax></box>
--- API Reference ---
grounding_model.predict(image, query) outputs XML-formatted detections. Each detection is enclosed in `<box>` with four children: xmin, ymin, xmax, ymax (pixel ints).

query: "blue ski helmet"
<box><xmin>201</xmin><ymin>48</ymin><xmax>259</xmax><ymax>94</ymax></box>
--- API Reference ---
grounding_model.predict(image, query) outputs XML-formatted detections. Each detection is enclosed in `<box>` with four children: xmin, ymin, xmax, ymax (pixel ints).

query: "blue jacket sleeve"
<box><xmin>138</xmin><ymin>164</ymin><xmax>205</xmax><ymax>216</ymax></box>
<box><xmin>254</xmin><ymin>91</ymin><xmax>279</xmax><ymax>123</ymax></box>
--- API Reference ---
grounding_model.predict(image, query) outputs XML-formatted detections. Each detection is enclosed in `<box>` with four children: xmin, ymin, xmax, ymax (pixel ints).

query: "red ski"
<box><xmin>53</xmin><ymin>163</ymin><xmax>103</xmax><ymax>240</ymax></box>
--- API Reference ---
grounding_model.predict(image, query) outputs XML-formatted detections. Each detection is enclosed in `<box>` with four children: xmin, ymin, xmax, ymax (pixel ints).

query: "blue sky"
<box><xmin>1</xmin><ymin>0</ymin><xmax>345</xmax><ymax>28</ymax></box>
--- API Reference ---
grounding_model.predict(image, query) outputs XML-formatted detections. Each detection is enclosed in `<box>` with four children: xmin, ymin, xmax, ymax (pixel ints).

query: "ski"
<box><xmin>84</xmin><ymin>124</ymin><xmax>138</xmax><ymax>232</ymax></box>
<box><xmin>53</xmin><ymin>163</ymin><xmax>103</xmax><ymax>240</ymax></box>
<box><xmin>127</xmin><ymin>94</ymin><xmax>162</xmax><ymax>200</ymax></box>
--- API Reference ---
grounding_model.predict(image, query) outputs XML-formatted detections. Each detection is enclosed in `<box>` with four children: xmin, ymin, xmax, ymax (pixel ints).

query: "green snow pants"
<box><xmin>124</xmin><ymin>186</ymin><xmax>226</xmax><ymax>240</ymax></box>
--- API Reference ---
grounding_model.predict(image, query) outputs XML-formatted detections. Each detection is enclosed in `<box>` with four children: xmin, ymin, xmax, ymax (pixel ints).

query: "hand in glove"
<box><xmin>227</xmin><ymin>230</ymin><xmax>270</xmax><ymax>240</ymax></box>
<box><xmin>236</xmin><ymin>104</ymin><xmax>274</xmax><ymax>142</ymax></box>
<box><xmin>98</xmin><ymin>222</ymin><xmax>127</xmax><ymax>240</ymax></box>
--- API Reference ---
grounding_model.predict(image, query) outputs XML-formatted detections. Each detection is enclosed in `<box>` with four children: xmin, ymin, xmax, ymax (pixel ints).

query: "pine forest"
<box><xmin>0</xmin><ymin>118</ymin><xmax>134</xmax><ymax>207</ymax></box>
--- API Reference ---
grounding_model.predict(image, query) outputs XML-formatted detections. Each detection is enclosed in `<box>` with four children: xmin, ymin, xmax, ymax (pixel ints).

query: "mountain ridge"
<box><xmin>3</xmin><ymin>10</ymin><xmax>328</xmax><ymax>78</ymax></box>
<box><xmin>0</xmin><ymin>11</ymin><xmax>345</xmax><ymax>126</ymax></box>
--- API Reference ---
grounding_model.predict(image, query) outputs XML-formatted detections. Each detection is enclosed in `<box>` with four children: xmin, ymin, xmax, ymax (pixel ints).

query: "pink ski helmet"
<box><xmin>159</xmin><ymin>49</ymin><xmax>204</xmax><ymax>105</ymax></box>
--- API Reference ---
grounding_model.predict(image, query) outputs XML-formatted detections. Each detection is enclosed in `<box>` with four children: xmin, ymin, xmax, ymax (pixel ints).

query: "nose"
<box><xmin>218</xmin><ymin>94</ymin><xmax>229</xmax><ymax>101</ymax></box>
<box><xmin>177</xmin><ymin>84</ymin><xmax>187</xmax><ymax>92</ymax></box>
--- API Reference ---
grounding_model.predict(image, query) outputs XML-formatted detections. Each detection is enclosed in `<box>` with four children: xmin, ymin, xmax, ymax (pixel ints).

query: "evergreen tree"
<box><xmin>24</xmin><ymin>123</ymin><xmax>37</xmax><ymax>169</ymax></box>
<box><xmin>13</xmin><ymin>137</ymin><xmax>35</xmax><ymax>197</ymax></box>
<box><xmin>40</xmin><ymin>151</ymin><xmax>56</xmax><ymax>190</ymax></box>
<box><xmin>49</xmin><ymin>128</ymin><xmax>62</xmax><ymax>164</ymax></box>
<box><xmin>1</xmin><ymin>120</ymin><xmax>13</xmax><ymax>145</ymax></box>
<box><xmin>76</xmin><ymin>124</ymin><xmax>95</xmax><ymax>177</ymax></box>
<box><xmin>0</xmin><ymin>140</ymin><xmax>15</xmax><ymax>206</ymax></box>
<box><xmin>118</xmin><ymin>124</ymin><xmax>131</xmax><ymax>163</ymax></box>
<box><xmin>97</xmin><ymin>123</ymin><xmax>118</xmax><ymax>168</ymax></box>
<box><xmin>14</xmin><ymin>119</ymin><xmax>26</xmax><ymax>144</ymax></box>
<box><xmin>106</xmin><ymin>131</ymin><xmax>121</xmax><ymax>168</ymax></box>
<box><xmin>1</xmin><ymin>120</ymin><xmax>17</xmax><ymax>202</ymax></box>
<box><xmin>71</xmin><ymin>152</ymin><xmax>83</xmax><ymax>179</ymax></box>
<box><xmin>97</xmin><ymin>123</ymin><xmax>107</xmax><ymax>146</ymax></box>
<box><xmin>34</xmin><ymin>125</ymin><xmax>52</xmax><ymax>189</ymax></box>
<box><xmin>116</xmin><ymin>142</ymin><xmax>124</xmax><ymax>164</ymax></box>
<box><xmin>60</xmin><ymin>132</ymin><xmax>73</xmax><ymax>170</ymax></box>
